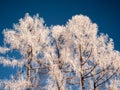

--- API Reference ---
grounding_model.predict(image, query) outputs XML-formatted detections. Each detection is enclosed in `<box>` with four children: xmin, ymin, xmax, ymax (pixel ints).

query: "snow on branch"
<box><xmin>0</xmin><ymin>78</ymin><xmax>28</xmax><ymax>90</ymax></box>
<box><xmin>0</xmin><ymin>57</ymin><xmax>24</xmax><ymax>67</ymax></box>
<box><xmin>0</xmin><ymin>47</ymin><xmax>10</xmax><ymax>54</ymax></box>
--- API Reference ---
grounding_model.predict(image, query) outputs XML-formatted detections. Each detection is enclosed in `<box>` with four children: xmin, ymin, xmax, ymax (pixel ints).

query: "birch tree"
<box><xmin>0</xmin><ymin>13</ymin><xmax>50</xmax><ymax>90</ymax></box>
<box><xmin>0</xmin><ymin>14</ymin><xmax>120</xmax><ymax>90</ymax></box>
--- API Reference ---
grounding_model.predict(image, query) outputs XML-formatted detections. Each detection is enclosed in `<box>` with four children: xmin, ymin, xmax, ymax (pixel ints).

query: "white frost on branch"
<box><xmin>0</xmin><ymin>78</ymin><xmax>28</xmax><ymax>90</ymax></box>
<box><xmin>0</xmin><ymin>57</ymin><xmax>24</xmax><ymax>67</ymax></box>
<box><xmin>0</xmin><ymin>47</ymin><xmax>10</xmax><ymax>54</ymax></box>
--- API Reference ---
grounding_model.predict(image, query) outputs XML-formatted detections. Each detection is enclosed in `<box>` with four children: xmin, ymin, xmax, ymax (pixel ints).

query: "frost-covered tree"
<box><xmin>0</xmin><ymin>14</ymin><xmax>50</xmax><ymax>90</ymax></box>
<box><xmin>0</xmin><ymin>14</ymin><xmax>120</xmax><ymax>90</ymax></box>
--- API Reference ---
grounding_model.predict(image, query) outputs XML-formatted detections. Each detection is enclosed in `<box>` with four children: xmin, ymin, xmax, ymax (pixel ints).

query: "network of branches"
<box><xmin>0</xmin><ymin>13</ymin><xmax>120</xmax><ymax>90</ymax></box>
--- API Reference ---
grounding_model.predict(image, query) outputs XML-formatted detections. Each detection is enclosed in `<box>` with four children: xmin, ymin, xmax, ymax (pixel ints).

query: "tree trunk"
<box><xmin>56</xmin><ymin>81</ymin><xmax>62</xmax><ymax>90</ymax></box>
<box><xmin>79</xmin><ymin>45</ymin><xmax>85</xmax><ymax>90</ymax></box>
<box><xmin>94</xmin><ymin>82</ymin><xmax>96</xmax><ymax>90</ymax></box>
<box><xmin>80</xmin><ymin>74</ymin><xmax>84</xmax><ymax>90</ymax></box>
<box><xmin>27</xmin><ymin>45</ymin><xmax>32</xmax><ymax>90</ymax></box>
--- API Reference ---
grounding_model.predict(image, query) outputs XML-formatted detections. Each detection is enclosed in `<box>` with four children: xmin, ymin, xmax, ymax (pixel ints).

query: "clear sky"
<box><xmin>0</xmin><ymin>0</ymin><xmax>120</xmax><ymax>80</ymax></box>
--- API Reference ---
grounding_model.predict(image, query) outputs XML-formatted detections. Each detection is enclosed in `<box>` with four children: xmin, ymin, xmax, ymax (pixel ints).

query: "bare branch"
<box><xmin>95</xmin><ymin>68</ymin><xmax>119</xmax><ymax>87</ymax></box>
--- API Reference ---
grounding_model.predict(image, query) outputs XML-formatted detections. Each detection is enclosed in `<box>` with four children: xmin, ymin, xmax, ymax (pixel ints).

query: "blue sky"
<box><xmin>0</xmin><ymin>0</ymin><xmax>120</xmax><ymax>81</ymax></box>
